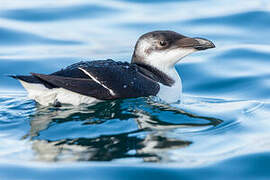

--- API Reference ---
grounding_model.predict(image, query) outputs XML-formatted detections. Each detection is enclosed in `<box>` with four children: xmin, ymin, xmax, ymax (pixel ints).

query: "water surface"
<box><xmin>1</xmin><ymin>0</ymin><xmax>270</xmax><ymax>179</ymax></box>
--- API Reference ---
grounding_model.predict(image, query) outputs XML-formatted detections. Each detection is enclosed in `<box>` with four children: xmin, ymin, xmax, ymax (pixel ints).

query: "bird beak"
<box><xmin>176</xmin><ymin>37</ymin><xmax>215</xmax><ymax>50</ymax></box>
<box><xmin>193</xmin><ymin>37</ymin><xmax>215</xmax><ymax>50</ymax></box>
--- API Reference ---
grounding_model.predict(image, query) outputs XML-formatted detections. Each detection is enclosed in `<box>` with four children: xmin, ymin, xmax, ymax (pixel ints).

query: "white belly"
<box><xmin>19</xmin><ymin>81</ymin><xmax>100</xmax><ymax>106</ymax></box>
<box><xmin>157</xmin><ymin>81</ymin><xmax>182</xmax><ymax>103</ymax></box>
<box><xmin>156</xmin><ymin>68</ymin><xmax>182</xmax><ymax>103</ymax></box>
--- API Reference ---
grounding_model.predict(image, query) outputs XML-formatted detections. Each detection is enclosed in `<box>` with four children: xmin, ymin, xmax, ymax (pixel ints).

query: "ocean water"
<box><xmin>1</xmin><ymin>0</ymin><xmax>270</xmax><ymax>179</ymax></box>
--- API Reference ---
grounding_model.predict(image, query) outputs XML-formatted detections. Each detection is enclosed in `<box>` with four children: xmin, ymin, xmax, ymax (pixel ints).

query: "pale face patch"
<box><xmin>145</xmin><ymin>48</ymin><xmax>196</xmax><ymax>72</ymax></box>
<box><xmin>135</xmin><ymin>38</ymin><xmax>197</xmax><ymax>72</ymax></box>
<box><xmin>136</xmin><ymin>39</ymin><xmax>154</xmax><ymax>56</ymax></box>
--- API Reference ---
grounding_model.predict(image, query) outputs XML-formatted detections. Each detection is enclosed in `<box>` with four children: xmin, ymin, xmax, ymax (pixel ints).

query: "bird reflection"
<box><xmin>26</xmin><ymin>98</ymin><xmax>223</xmax><ymax>162</ymax></box>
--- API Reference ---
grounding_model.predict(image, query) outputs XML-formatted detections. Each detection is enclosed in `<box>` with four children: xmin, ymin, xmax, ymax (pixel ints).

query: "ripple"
<box><xmin>187</xmin><ymin>10</ymin><xmax>270</xmax><ymax>29</ymax></box>
<box><xmin>0</xmin><ymin>0</ymin><xmax>270</xmax><ymax>177</ymax></box>
<box><xmin>119</xmin><ymin>0</ymin><xmax>195</xmax><ymax>3</ymax></box>
<box><xmin>0</xmin><ymin>152</ymin><xmax>269</xmax><ymax>179</ymax></box>
<box><xmin>0</xmin><ymin>94</ymin><xmax>256</xmax><ymax>163</ymax></box>
<box><xmin>214</xmin><ymin>48</ymin><xmax>270</xmax><ymax>61</ymax></box>
<box><xmin>0</xmin><ymin>5</ymin><xmax>118</xmax><ymax>22</ymax></box>
<box><xmin>0</xmin><ymin>27</ymin><xmax>82</xmax><ymax>46</ymax></box>
<box><xmin>1</xmin><ymin>90</ymin><xmax>270</xmax><ymax>170</ymax></box>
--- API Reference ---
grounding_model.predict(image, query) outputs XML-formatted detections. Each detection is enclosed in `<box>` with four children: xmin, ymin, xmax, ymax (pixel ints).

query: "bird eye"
<box><xmin>159</xmin><ymin>41</ymin><xmax>167</xmax><ymax>46</ymax></box>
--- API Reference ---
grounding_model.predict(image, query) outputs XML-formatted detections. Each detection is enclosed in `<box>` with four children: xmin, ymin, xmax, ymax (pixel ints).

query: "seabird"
<box><xmin>10</xmin><ymin>30</ymin><xmax>215</xmax><ymax>106</ymax></box>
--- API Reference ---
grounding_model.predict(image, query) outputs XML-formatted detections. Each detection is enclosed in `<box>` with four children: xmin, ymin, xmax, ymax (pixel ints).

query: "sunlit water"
<box><xmin>1</xmin><ymin>0</ymin><xmax>270</xmax><ymax>179</ymax></box>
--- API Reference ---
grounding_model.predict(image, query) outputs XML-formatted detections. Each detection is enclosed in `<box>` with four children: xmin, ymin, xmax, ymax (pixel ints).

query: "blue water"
<box><xmin>1</xmin><ymin>0</ymin><xmax>270</xmax><ymax>179</ymax></box>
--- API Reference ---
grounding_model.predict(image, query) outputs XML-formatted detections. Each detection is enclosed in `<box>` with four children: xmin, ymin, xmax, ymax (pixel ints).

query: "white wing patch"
<box><xmin>78</xmin><ymin>67</ymin><xmax>116</xmax><ymax>96</ymax></box>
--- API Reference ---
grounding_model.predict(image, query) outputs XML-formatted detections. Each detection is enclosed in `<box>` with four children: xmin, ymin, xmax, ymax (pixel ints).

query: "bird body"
<box><xmin>11</xmin><ymin>30</ymin><xmax>215</xmax><ymax>106</ymax></box>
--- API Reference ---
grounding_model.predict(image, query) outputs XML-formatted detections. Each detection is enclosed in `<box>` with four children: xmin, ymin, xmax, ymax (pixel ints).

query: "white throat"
<box><xmin>133</xmin><ymin>40</ymin><xmax>197</xmax><ymax>103</ymax></box>
<box><xmin>145</xmin><ymin>48</ymin><xmax>196</xmax><ymax>73</ymax></box>
<box><xmin>142</xmin><ymin>48</ymin><xmax>195</xmax><ymax>87</ymax></box>
<box><xmin>156</xmin><ymin>67</ymin><xmax>182</xmax><ymax>103</ymax></box>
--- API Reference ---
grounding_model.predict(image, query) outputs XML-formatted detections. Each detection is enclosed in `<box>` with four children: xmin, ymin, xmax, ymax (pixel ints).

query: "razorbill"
<box><xmin>10</xmin><ymin>30</ymin><xmax>215</xmax><ymax>106</ymax></box>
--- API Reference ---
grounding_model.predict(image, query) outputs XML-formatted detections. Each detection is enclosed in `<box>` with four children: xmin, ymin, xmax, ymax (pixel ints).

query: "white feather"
<box><xmin>19</xmin><ymin>80</ymin><xmax>99</xmax><ymax>106</ymax></box>
<box><xmin>136</xmin><ymin>40</ymin><xmax>196</xmax><ymax>103</ymax></box>
<box><xmin>146</xmin><ymin>48</ymin><xmax>196</xmax><ymax>72</ymax></box>
<box><xmin>156</xmin><ymin>68</ymin><xmax>182</xmax><ymax>103</ymax></box>
<box><xmin>137</xmin><ymin>39</ymin><xmax>196</xmax><ymax>71</ymax></box>
<box><xmin>78</xmin><ymin>67</ymin><xmax>116</xmax><ymax>96</ymax></box>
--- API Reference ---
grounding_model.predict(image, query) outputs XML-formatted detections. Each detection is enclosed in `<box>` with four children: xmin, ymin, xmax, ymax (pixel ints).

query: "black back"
<box><xmin>21</xmin><ymin>60</ymin><xmax>161</xmax><ymax>100</ymax></box>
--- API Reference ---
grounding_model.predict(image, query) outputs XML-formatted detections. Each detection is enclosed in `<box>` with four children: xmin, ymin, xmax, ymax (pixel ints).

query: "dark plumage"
<box><xmin>10</xmin><ymin>30</ymin><xmax>215</xmax><ymax>106</ymax></box>
<box><xmin>12</xmin><ymin>60</ymin><xmax>165</xmax><ymax>100</ymax></box>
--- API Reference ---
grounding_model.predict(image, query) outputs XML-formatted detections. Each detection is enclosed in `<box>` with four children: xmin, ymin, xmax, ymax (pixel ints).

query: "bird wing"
<box><xmin>31</xmin><ymin>60</ymin><xmax>160</xmax><ymax>100</ymax></box>
<box><xmin>31</xmin><ymin>73</ymin><xmax>112</xmax><ymax>99</ymax></box>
